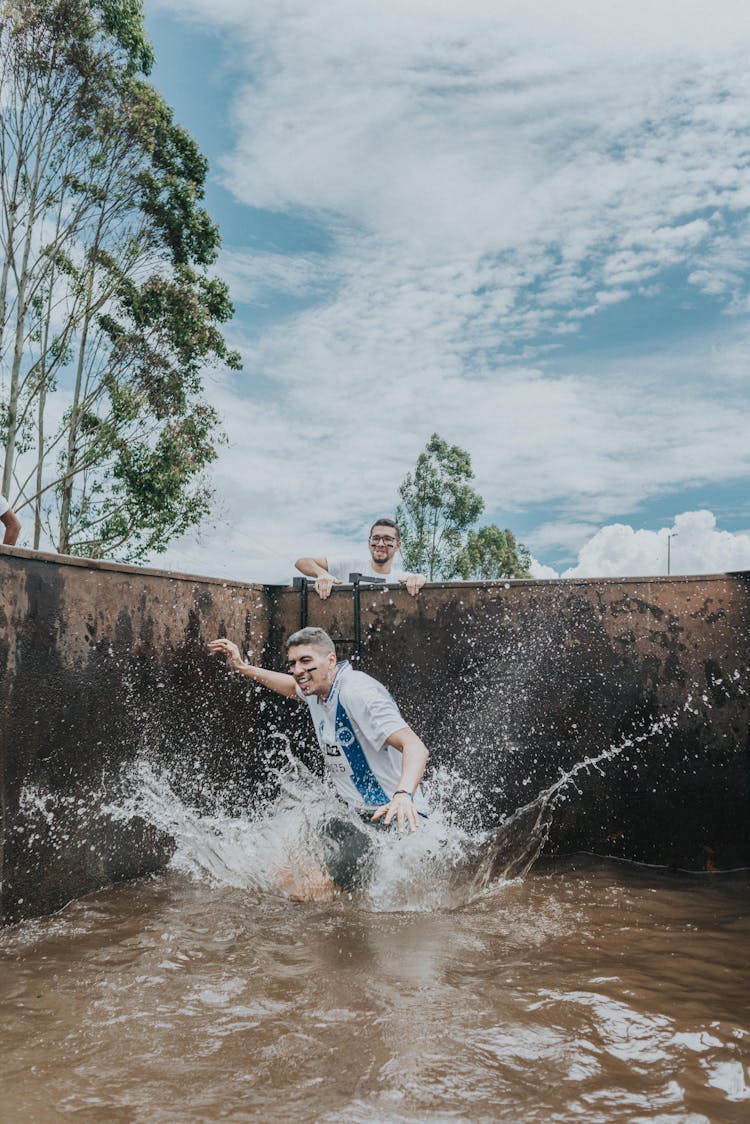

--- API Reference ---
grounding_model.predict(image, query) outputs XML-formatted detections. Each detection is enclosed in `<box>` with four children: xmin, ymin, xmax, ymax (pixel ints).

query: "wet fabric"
<box><xmin>320</xmin><ymin>814</ymin><xmax>385</xmax><ymax>890</ymax></box>
<box><xmin>298</xmin><ymin>662</ymin><xmax>429</xmax><ymax>814</ymax></box>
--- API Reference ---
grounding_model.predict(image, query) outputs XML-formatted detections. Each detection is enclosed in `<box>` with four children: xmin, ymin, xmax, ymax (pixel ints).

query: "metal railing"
<box><xmin>292</xmin><ymin>573</ymin><xmax>387</xmax><ymax>666</ymax></box>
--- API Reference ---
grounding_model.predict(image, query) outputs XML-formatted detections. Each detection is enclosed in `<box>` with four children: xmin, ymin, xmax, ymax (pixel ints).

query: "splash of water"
<box><xmin>108</xmin><ymin>757</ymin><xmax>493</xmax><ymax>912</ymax></box>
<box><xmin>107</xmin><ymin>699</ymin><xmax>699</xmax><ymax>912</ymax></box>
<box><xmin>466</xmin><ymin>708</ymin><xmax>685</xmax><ymax>896</ymax></box>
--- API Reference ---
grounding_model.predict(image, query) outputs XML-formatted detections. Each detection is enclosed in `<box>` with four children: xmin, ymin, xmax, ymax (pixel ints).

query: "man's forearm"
<box><xmin>1</xmin><ymin>512</ymin><xmax>20</xmax><ymax>545</ymax></box>
<box><xmin>294</xmin><ymin>556</ymin><xmax>331</xmax><ymax>578</ymax></box>
<box><xmin>208</xmin><ymin>638</ymin><xmax>298</xmax><ymax>697</ymax></box>
<box><xmin>387</xmin><ymin>728</ymin><xmax>430</xmax><ymax>792</ymax></box>
<box><xmin>234</xmin><ymin>663</ymin><xmax>298</xmax><ymax>697</ymax></box>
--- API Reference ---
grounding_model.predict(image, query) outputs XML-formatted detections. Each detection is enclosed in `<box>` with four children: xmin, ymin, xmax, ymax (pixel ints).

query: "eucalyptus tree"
<box><xmin>0</xmin><ymin>0</ymin><xmax>239</xmax><ymax>560</ymax></box>
<box><xmin>396</xmin><ymin>433</ymin><xmax>485</xmax><ymax>580</ymax></box>
<box><xmin>0</xmin><ymin>0</ymin><xmax>112</xmax><ymax>499</ymax></box>
<box><xmin>49</xmin><ymin>78</ymin><xmax>239</xmax><ymax>560</ymax></box>
<box><xmin>456</xmin><ymin>524</ymin><xmax>531</xmax><ymax>580</ymax></box>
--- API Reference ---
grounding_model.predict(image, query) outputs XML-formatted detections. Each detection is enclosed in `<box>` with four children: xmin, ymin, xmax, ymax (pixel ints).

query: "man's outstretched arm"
<box><xmin>294</xmin><ymin>554</ymin><xmax>342</xmax><ymax>600</ymax></box>
<box><xmin>208</xmin><ymin>638</ymin><xmax>298</xmax><ymax>697</ymax></box>
<box><xmin>294</xmin><ymin>554</ymin><xmax>329</xmax><ymax>577</ymax></box>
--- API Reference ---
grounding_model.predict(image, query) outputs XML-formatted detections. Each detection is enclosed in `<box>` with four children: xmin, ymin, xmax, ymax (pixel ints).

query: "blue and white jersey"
<box><xmin>297</xmin><ymin>661</ymin><xmax>429</xmax><ymax>814</ymax></box>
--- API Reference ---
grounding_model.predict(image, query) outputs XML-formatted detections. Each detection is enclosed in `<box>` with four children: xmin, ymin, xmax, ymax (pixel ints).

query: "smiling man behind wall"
<box><xmin>294</xmin><ymin>517</ymin><xmax>426</xmax><ymax>599</ymax></box>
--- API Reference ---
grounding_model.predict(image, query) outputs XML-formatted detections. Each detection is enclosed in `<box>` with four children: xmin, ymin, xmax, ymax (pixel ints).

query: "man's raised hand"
<box><xmin>208</xmin><ymin>637</ymin><xmax>244</xmax><ymax>671</ymax></box>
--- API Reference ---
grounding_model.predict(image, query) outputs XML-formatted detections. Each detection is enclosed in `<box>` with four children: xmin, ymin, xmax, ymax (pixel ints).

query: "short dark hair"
<box><xmin>285</xmin><ymin>627</ymin><xmax>336</xmax><ymax>656</ymax></box>
<box><xmin>369</xmin><ymin>517</ymin><xmax>400</xmax><ymax>538</ymax></box>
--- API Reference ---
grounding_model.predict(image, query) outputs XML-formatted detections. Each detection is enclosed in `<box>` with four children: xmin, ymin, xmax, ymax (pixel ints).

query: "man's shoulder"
<box><xmin>339</xmin><ymin>665</ymin><xmax>387</xmax><ymax>703</ymax></box>
<box><xmin>339</xmin><ymin>664</ymin><xmax>382</xmax><ymax>690</ymax></box>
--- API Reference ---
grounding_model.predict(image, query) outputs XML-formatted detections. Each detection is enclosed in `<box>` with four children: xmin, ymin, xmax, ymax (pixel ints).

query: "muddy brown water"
<box><xmin>1</xmin><ymin>856</ymin><xmax>748</xmax><ymax>1123</ymax></box>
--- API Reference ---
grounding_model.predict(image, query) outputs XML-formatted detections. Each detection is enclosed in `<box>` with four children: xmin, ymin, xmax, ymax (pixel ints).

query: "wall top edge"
<box><xmin>0</xmin><ymin>545</ymin><xmax>266</xmax><ymax>589</ymax></box>
<box><xmin>2</xmin><ymin>545</ymin><xmax>747</xmax><ymax>591</ymax></box>
<box><xmin>267</xmin><ymin>572</ymin><xmax>750</xmax><ymax>590</ymax></box>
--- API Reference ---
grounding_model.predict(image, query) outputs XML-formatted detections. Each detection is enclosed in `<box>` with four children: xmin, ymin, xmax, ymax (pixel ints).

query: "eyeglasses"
<box><xmin>369</xmin><ymin>535</ymin><xmax>397</xmax><ymax>545</ymax></box>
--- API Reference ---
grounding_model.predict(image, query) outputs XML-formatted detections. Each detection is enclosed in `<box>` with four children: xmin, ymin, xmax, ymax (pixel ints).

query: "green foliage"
<box><xmin>456</xmin><ymin>524</ymin><xmax>531</xmax><ymax>580</ymax></box>
<box><xmin>0</xmin><ymin>0</ymin><xmax>241</xmax><ymax>559</ymax></box>
<box><xmin>396</xmin><ymin>433</ymin><xmax>484</xmax><ymax>580</ymax></box>
<box><xmin>59</xmin><ymin>260</ymin><xmax>240</xmax><ymax>559</ymax></box>
<box><xmin>130</xmin><ymin>80</ymin><xmax>219</xmax><ymax>266</ymax></box>
<box><xmin>68</xmin><ymin>402</ymin><xmax>223</xmax><ymax>562</ymax></box>
<box><xmin>94</xmin><ymin>0</ymin><xmax>154</xmax><ymax>74</ymax></box>
<box><xmin>396</xmin><ymin>433</ymin><xmax>532</xmax><ymax>582</ymax></box>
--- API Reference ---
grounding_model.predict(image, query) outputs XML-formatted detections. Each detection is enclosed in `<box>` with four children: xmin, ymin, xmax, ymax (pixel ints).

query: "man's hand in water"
<box><xmin>371</xmin><ymin>791</ymin><xmax>419</xmax><ymax>833</ymax></box>
<box><xmin>207</xmin><ymin>637</ymin><xmax>245</xmax><ymax>671</ymax></box>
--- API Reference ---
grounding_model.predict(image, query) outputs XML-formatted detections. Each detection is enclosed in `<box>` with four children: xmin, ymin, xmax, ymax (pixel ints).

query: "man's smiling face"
<box><xmin>287</xmin><ymin>644</ymin><xmax>337</xmax><ymax>697</ymax></box>
<box><xmin>368</xmin><ymin>523</ymin><xmax>400</xmax><ymax>566</ymax></box>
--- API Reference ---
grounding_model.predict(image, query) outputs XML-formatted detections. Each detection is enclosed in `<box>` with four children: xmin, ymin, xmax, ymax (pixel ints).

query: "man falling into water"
<box><xmin>208</xmin><ymin>627</ymin><xmax>430</xmax><ymax>897</ymax></box>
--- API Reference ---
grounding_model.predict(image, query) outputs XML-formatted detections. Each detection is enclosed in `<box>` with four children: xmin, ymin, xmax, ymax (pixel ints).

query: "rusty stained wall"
<box><xmin>268</xmin><ymin>574</ymin><xmax>750</xmax><ymax>871</ymax></box>
<box><xmin>0</xmin><ymin>547</ymin><xmax>293</xmax><ymax>925</ymax></box>
<box><xmin>2</xmin><ymin>548</ymin><xmax>750</xmax><ymax>924</ymax></box>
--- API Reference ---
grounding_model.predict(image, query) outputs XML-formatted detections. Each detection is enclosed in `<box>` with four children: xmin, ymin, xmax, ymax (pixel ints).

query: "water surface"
<box><xmin>2</xmin><ymin>857</ymin><xmax>748</xmax><ymax>1122</ymax></box>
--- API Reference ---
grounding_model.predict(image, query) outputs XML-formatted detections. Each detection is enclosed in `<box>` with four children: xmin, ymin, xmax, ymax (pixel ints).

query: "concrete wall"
<box><xmin>0</xmin><ymin>547</ymin><xmax>290</xmax><ymax>925</ymax></box>
<box><xmin>270</xmin><ymin>575</ymin><xmax>750</xmax><ymax>872</ymax></box>
<box><xmin>2</xmin><ymin>546</ymin><xmax>749</xmax><ymax>923</ymax></box>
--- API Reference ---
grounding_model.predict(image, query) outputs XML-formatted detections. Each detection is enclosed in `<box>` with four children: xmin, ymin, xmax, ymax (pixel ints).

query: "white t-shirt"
<box><xmin>0</xmin><ymin>495</ymin><xmax>9</xmax><ymax>517</ymax></box>
<box><xmin>325</xmin><ymin>555</ymin><xmax>407</xmax><ymax>583</ymax></box>
<box><xmin>297</xmin><ymin>661</ymin><xmax>429</xmax><ymax>814</ymax></box>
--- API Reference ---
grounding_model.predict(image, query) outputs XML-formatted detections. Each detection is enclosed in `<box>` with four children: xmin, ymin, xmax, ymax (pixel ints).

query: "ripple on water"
<box><xmin>2</xmin><ymin>746</ymin><xmax>750</xmax><ymax>1122</ymax></box>
<box><xmin>0</xmin><ymin>864</ymin><xmax>749</xmax><ymax>1121</ymax></box>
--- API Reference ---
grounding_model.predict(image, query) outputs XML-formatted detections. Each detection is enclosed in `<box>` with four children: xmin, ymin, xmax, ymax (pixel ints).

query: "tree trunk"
<box><xmin>1</xmin><ymin>47</ymin><xmax>55</xmax><ymax>497</ymax></box>
<box><xmin>57</xmin><ymin>249</ymin><xmax>97</xmax><ymax>552</ymax></box>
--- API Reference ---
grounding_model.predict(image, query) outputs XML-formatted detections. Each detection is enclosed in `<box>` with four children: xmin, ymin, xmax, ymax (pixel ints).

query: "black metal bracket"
<box><xmin>292</xmin><ymin>575</ymin><xmax>309</xmax><ymax>627</ymax></box>
<box><xmin>292</xmin><ymin>573</ymin><xmax>386</xmax><ymax>666</ymax></box>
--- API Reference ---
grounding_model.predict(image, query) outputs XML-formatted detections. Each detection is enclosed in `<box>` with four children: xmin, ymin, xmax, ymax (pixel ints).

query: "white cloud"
<box><xmin>527</xmin><ymin>557</ymin><xmax>559</xmax><ymax>580</ymax></box>
<box><xmin>143</xmin><ymin>1</ymin><xmax>750</xmax><ymax>576</ymax></box>
<box><xmin>160</xmin><ymin>0</ymin><xmax>750</xmax><ymax>323</ymax></box>
<box><xmin>227</xmin><ymin>302</ymin><xmax>750</xmax><ymax>529</ymax></box>
<box><xmin>562</xmin><ymin>510</ymin><xmax>750</xmax><ymax>578</ymax></box>
<box><xmin>218</xmin><ymin>248</ymin><xmax>335</xmax><ymax>304</ymax></box>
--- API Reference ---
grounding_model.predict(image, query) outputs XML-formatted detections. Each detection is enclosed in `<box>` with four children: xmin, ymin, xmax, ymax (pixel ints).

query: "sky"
<box><xmin>141</xmin><ymin>0</ymin><xmax>750</xmax><ymax>583</ymax></box>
